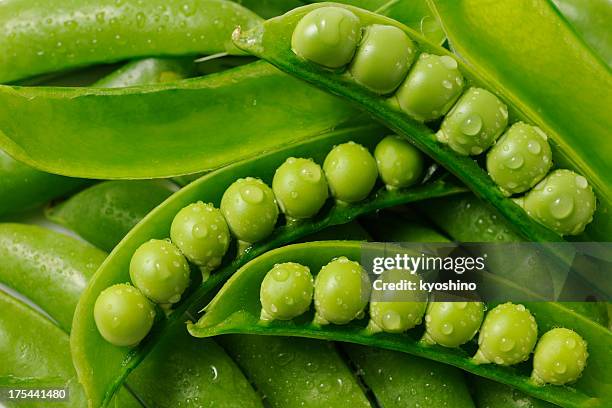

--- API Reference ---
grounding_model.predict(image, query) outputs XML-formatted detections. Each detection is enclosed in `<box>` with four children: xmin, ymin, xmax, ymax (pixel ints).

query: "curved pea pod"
<box><xmin>70</xmin><ymin>124</ymin><xmax>465</xmax><ymax>407</ymax></box>
<box><xmin>231</xmin><ymin>4</ymin><xmax>567</xmax><ymax>242</ymax></box>
<box><xmin>0</xmin><ymin>61</ymin><xmax>358</xmax><ymax>179</ymax></box>
<box><xmin>0</xmin><ymin>0</ymin><xmax>261</xmax><ymax>83</ymax></box>
<box><xmin>189</xmin><ymin>240</ymin><xmax>610</xmax><ymax>408</ymax></box>
<box><xmin>93</xmin><ymin>58</ymin><xmax>199</xmax><ymax>88</ymax></box>
<box><xmin>46</xmin><ymin>181</ymin><xmax>175</xmax><ymax>252</ymax></box>
<box><xmin>472</xmin><ymin>377</ymin><xmax>557</xmax><ymax>408</ymax></box>
<box><xmin>428</xmin><ymin>0</ymin><xmax>612</xmax><ymax>241</ymax></box>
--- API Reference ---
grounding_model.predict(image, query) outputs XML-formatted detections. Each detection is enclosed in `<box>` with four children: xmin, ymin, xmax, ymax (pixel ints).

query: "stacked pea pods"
<box><xmin>0</xmin><ymin>1</ymin><xmax>610</xmax><ymax>408</ymax></box>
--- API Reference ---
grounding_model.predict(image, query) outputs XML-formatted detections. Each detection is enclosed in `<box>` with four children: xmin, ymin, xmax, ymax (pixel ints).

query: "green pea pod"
<box><xmin>238</xmin><ymin>0</ymin><xmax>308</xmax><ymax>19</ymax></box>
<box><xmin>70</xmin><ymin>124</ymin><xmax>465</xmax><ymax>407</ymax></box>
<box><xmin>0</xmin><ymin>61</ymin><xmax>358</xmax><ymax>179</ymax></box>
<box><xmin>230</xmin><ymin>3</ymin><xmax>568</xmax><ymax>242</ymax></box>
<box><xmin>189</xmin><ymin>240</ymin><xmax>610</xmax><ymax>407</ymax></box>
<box><xmin>0</xmin><ymin>0</ymin><xmax>261</xmax><ymax>83</ymax></box>
<box><xmin>472</xmin><ymin>377</ymin><xmax>556</xmax><ymax>408</ymax></box>
<box><xmin>93</xmin><ymin>58</ymin><xmax>199</xmax><ymax>88</ymax></box>
<box><xmin>46</xmin><ymin>181</ymin><xmax>176</xmax><ymax>252</ymax></box>
<box><xmin>428</xmin><ymin>0</ymin><xmax>612</xmax><ymax>241</ymax></box>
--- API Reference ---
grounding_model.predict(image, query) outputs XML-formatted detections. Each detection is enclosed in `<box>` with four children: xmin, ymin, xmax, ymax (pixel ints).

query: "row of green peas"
<box><xmin>290</xmin><ymin>6</ymin><xmax>597</xmax><ymax>236</ymax></box>
<box><xmin>93</xmin><ymin>134</ymin><xmax>426</xmax><ymax>347</ymax></box>
<box><xmin>258</xmin><ymin>258</ymin><xmax>589</xmax><ymax>387</ymax></box>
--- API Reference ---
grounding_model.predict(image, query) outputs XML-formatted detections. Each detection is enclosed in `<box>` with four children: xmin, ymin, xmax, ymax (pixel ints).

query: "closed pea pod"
<box><xmin>129</xmin><ymin>239</ymin><xmax>191</xmax><ymax>304</ymax></box>
<box><xmin>473</xmin><ymin>302</ymin><xmax>538</xmax><ymax>366</ymax></box>
<box><xmin>272</xmin><ymin>157</ymin><xmax>329</xmax><ymax>220</ymax></box>
<box><xmin>374</xmin><ymin>135</ymin><xmax>425</xmax><ymax>190</ymax></box>
<box><xmin>170</xmin><ymin>202</ymin><xmax>230</xmax><ymax>271</ymax></box>
<box><xmin>349</xmin><ymin>24</ymin><xmax>417</xmax><ymax>94</ymax></box>
<box><xmin>291</xmin><ymin>7</ymin><xmax>361</xmax><ymax>69</ymax></box>
<box><xmin>487</xmin><ymin>122</ymin><xmax>553</xmax><ymax>195</ymax></box>
<box><xmin>437</xmin><ymin>87</ymin><xmax>509</xmax><ymax>156</ymax></box>
<box><xmin>515</xmin><ymin>169</ymin><xmax>596</xmax><ymax>235</ymax></box>
<box><xmin>94</xmin><ymin>283</ymin><xmax>155</xmax><ymax>347</ymax></box>
<box><xmin>314</xmin><ymin>256</ymin><xmax>371</xmax><ymax>325</ymax></box>
<box><xmin>259</xmin><ymin>262</ymin><xmax>313</xmax><ymax>321</ymax></box>
<box><xmin>323</xmin><ymin>141</ymin><xmax>378</xmax><ymax>203</ymax></box>
<box><xmin>423</xmin><ymin>301</ymin><xmax>485</xmax><ymax>347</ymax></box>
<box><xmin>532</xmin><ymin>328</ymin><xmax>588</xmax><ymax>386</ymax></box>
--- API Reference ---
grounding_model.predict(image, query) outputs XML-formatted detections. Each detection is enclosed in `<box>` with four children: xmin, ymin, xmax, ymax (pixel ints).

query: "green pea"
<box><xmin>531</xmin><ymin>328</ymin><xmax>588</xmax><ymax>385</ymax></box>
<box><xmin>323</xmin><ymin>142</ymin><xmax>378</xmax><ymax>204</ymax></box>
<box><xmin>94</xmin><ymin>283</ymin><xmax>156</xmax><ymax>347</ymax></box>
<box><xmin>272</xmin><ymin>157</ymin><xmax>329</xmax><ymax>220</ymax></box>
<box><xmin>220</xmin><ymin>177</ymin><xmax>279</xmax><ymax>244</ymax></box>
<box><xmin>514</xmin><ymin>169</ymin><xmax>596</xmax><ymax>236</ymax></box>
<box><xmin>259</xmin><ymin>262</ymin><xmax>314</xmax><ymax>321</ymax></box>
<box><xmin>473</xmin><ymin>302</ymin><xmax>538</xmax><ymax>366</ymax></box>
<box><xmin>314</xmin><ymin>257</ymin><xmax>371</xmax><ymax>325</ymax></box>
<box><xmin>395</xmin><ymin>53</ymin><xmax>464</xmax><ymax>122</ymax></box>
<box><xmin>486</xmin><ymin>122</ymin><xmax>553</xmax><ymax>195</ymax></box>
<box><xmin>368</xmin><ymin>269</ymin><xmax>427</xmax><ymax>334</ymax></box>
<box><xmin>349</xmin><ymin>24</ymin><xmax>416</xmax><ymax>94</ymax></box>
<box><xmin>374</xmin><ymin>135</ymin><xmax>425</xmax><ymax>190</ymax></box>
<box><xmin>170</xmin><ymin>202</ymin><xmax>230</xmax><ymax>270</ymax></box>
<box><xmin>437</xmin><ymin>87</ymin><xmax>509</xmax><ymax>156</ymax></box>
<box><xmin>129</xmin><ymin>239</ymin><xmax>191</xmax><ymax>304</ymax></box>
<box><xmin>291</xmin><ymin>6</ymin><xmax>361</xmax><ymax>69</ymax></box>
<box><xmin>423</xmin><ymin>301</ymin><xmax>485</xmax><ymax>347</ymax></box>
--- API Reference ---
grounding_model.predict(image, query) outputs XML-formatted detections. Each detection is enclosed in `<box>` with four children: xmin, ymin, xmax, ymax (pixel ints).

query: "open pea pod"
<box><xmin>70</xmin><ymin>124</ymin><xmax>465</xmax><ymax>407</ymax></box>
<box><xmin>428</xmin><ymin>0</ymin><xmax>612</xmax><ymax>241</ymax></box>
<box><xmin>189</xmin><ymin>240</ymin><xmax>610</xmax><ymax>408</ymax></box>
<box><xmin>231</xmin><ymin>2</ymin><xmax>603</xmax><ymax>242</ymax></box>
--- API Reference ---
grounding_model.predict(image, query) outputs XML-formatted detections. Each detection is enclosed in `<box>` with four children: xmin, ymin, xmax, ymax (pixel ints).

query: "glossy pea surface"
<box><xmin>314</xmin><ymin>257</ymin><xmax>371</xmax><ymax>325</ymax></box>
<box><xmin>516</xmin><ymin>169</ymin><xmax>596</xmax><ymax>235</ymax></box>
<box><xmin>369</xmin><ymin>269</ymin><xmax>427</xmax><ymax>333</ymax></box>
<box><xmin>170</xmin><ymin>202</ymin><xmax>230</xmax><ymax>270</ymax></box>
<box><xmin>395</xmin><ymin>53</ymin><xmax>464</xmax><ymax>122</ymax></box>
<box><xmin>220</xmin><ymin>177</ymin><xmax>279</xmax><ymax>244</ymax></box>
<box><xmin>323</xmin><ymin>142</ymin><xmax>378</xmax><ymax>203</ymax></box>
<box><xmin>94</xmin><ymin>283</ymin><xmax>155</xmax><ymax>347</ymax></box>
<box><xmin>374</xmin><ymin>135</ymin><xmax>425</xmax><ymax>189</ymax></box>
<box><xmin>272</xmin><ymin>157</ymin><xmax>329</xmax><ymax>219</ymax></box>
<box><xmin>291</xmin><ymin>6</ymin><xmax>361</xmax><ymax>68</ymax></box>
<box><xmin>473</xmin><ymin>302</ymin><xmax>537</xmax><ymax>366</ymax></box>
<box><xmin>487</xmin><ymin>122</ymin><xmax>553</xmax><ymax>195</ymax></box>
<box><xmin>437</xmin><ymin>87</ymin><xmax>509</xmax><ymax>156</ymax></box>
<box><xmin>424</xmin><ymin>301</ymin><xmax>485</xmax><ymax>347</ymax></box>
<box><xmin>129</xmin><ymin>239</ymin><xmax>190</xmax><ymax>304</ymax></box>
<box><xmin>532</xmin><ymin>328</ymin><xmax>588</xmax><ymax>385</ymax></box>
<box><xmin>260</xmin><ymin>262</ymin><xmax>314</xmax><ymax>321</ymax></box>
<box><xmin>349</xmin><ymin>24</ymin><xmax>416</xmax><ymax>94</ymax></box>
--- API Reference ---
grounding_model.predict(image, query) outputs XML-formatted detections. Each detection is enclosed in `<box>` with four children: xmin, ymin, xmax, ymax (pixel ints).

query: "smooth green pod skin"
<box><xmin>220</xmin><ymin>335</ymin><xmax>371</xmax><ymax>408</ymax></box>
<box><xmin>344</xmin><ymin>344</ymin><xmax>475</xmax><ymax>408</ymax></box>
<box><xmin>437</xmin><ymin>87</ymin><xmax>509</xmax><ymax>156</ymax></box>
<box><xmin>0</xmin><ymin>223</ymin><xmax>106</xmax><ymax>332</ymax></box>
<box><xmin>129</xmin><ymin>240</ymin><xmax>191</xmax><ymax>304</ymax></box>
<box><xmin>272</xmin><ymin>157</ymin><xmax>329</xmax><ymax>219</ymax></box>
<box><xmin>94</xmin><ymin>283</ymin><xmax>156</xmax><ymax>347</ymax></box>
<box><xmin>368</xmin><ymin>269</ymin><xmax>427</xmax><ymax>333</ymax></box>
<box><xmin>291</xmin><ymin>6</ymin><xmax>361</xmax><ymax>68</ymax></box>
<box><xmin>323</xmin><ymin>141</ymin><xmax>378</xmax><ymax>203</ymax></box>
<box><xmin>170</xmin><ymin>202</ymin><xmax>230</xmax><ymax>269</ymax></box>
<box><xmin>260</xmin><ymin>262</ymin><xmax>314</xmax><ymax>321</ymax></box>
<box><xmin>221</xmin><ymin>177</ymin><xmax>279</xmax><ymax>244</ymax></box>
<box><xmin>516</xmin><ymin>169</ymin><xmax>597</xmax><ymax>236</ymax></box>
<box><xmin>486</xmin><ymin>122</ymin><xmax>553</xmax><ymax>195</ymax></box>
<box><xmin>0</xmin><ymin>0</ymin><xmax>261</xmax><ymax>83</ymax></box>
<box><xmin>395</xmin><ymin>53</ymin><xmax>465</xmax><ymax>122</ymax></box>
<box><xmin>349</xmin><ymin>24</ymin><xmax>416</xmax><ymax>94</ymax></box>
<box><xmin>47</xmin><ymin>180</ymin><xmax>174</xmax><ymax>252</ymax></box>
<box><xmin>423</xmin><ymin>301</ymin><xmax>485</xmax><ymax>347</ymax></box>
<box><xmin>473</xmin><ymin>303</ymin><xmax>538</xmax><ymax>366</ymax></box>
<box><xmin>93</xmin><ymin>58</ymin><xmax>199</xmax><ymax>88</ymax></box>
<box><xmin>313</xmin><ymin>256</ymin><xmax>371</xmax><ymax>325</ymax></box>
<box><xmin>532</xmin><ymin>328</ymin><xmax>588</xmax><ymax>386</ymax></box>
<box><xmin>473</xmin><ymin>377</ymin><xmax>557</xmax><ymax>408</ymax></box>
<box><xmin>374</xmin><ymin>135</ymin><xmax>425</xmax><ymax>189</ymax></box>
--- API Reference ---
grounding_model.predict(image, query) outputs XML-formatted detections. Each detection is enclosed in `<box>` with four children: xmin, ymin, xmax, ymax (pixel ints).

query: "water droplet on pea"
<box><xmin>273</xmin><ymin>268</ymin><xmax>290</xmax><ymax>282</ymax></box>
<box><xmin>527</xmin><ymin>141</ymin><xmax>541</xmax><ymax>154</ymax></box>
<box><xmin>550</xmin><ymin>196</ymin><xmax>574</xmax><ymax>219</ymax></box>
<box><xmin>505</xmin><ymin>154</ymin><xmax>524</xmax><ymax>169</ymax></box>
<box><xmin>441</xmin><ymin>322</ymin><xmax>454</xmax><ymax>335</ymax></box>
<box><xmin>575</xmin><ymin>175</ymin><xmax>588</xmax><ymax>189</ymax></box>
<box><xmin>499</xmin><ymin>337</ymin><xmax>515</xmax><ymax>352</ymax></box>
<box><xmin>192</xmin><ymin>224</ymin><xmax>209</xmax><ymax>239</ymax></box>
<box><xmin>461</xmin><ymin>114</ymin><xmax>483</xmax><ymax>136</ymax></box>
<box><xmin>240</xmin><ymin>185</ymin><xmax>264</xmax><ymax>204</ymax></box>
<box><xmin>439</xmin><ymin>55</ymin><xmax>457</xmax><ymax>69</ymax></box>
